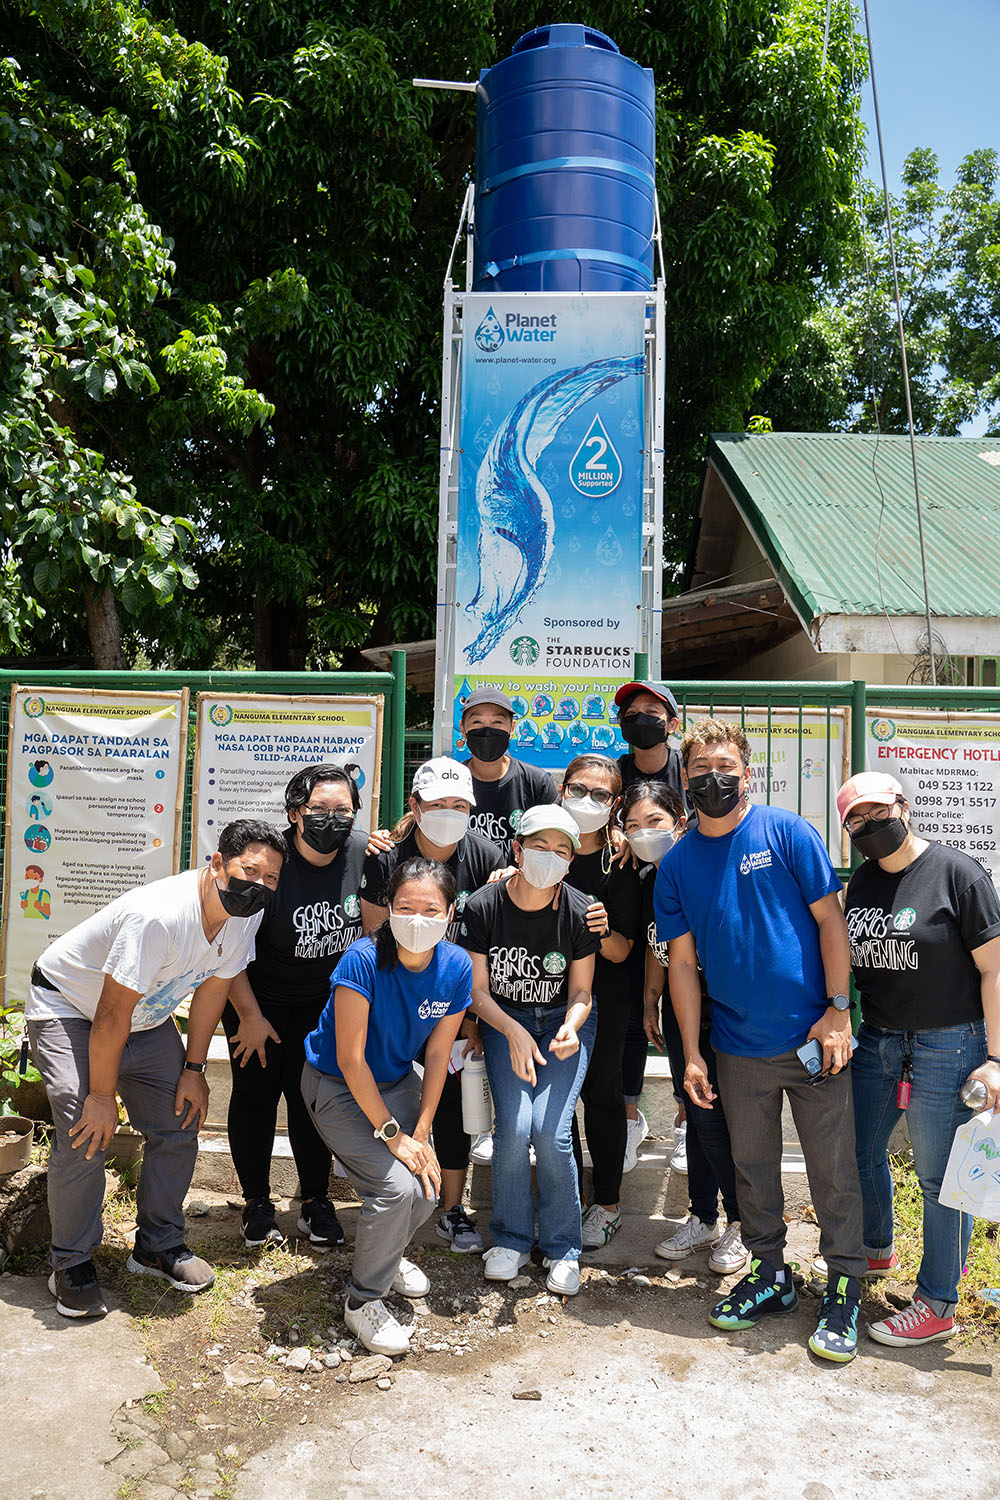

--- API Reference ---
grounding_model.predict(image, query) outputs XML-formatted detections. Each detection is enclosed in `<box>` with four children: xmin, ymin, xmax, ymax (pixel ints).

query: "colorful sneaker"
<box><xmin>582</xmin><ymin>1204</ymin><xmax>622</xmax><ymax>1249</ymax></box>
<box><xmin>708</xmin><ymin>1221</ymin><xmax>749</xmax><ymax>1276</ymax></box>
<box><xmin>863</xmin><ymin>1251</ymin><xmax>900</xmax><ymax>1280</ymax></box>
<box><xmin>655</xmin><ymin>1214</ymin><xmax>718</xmax><ymax>1261</ymax></box>
<box><xmin>344</xmin><ymin>1295</ymin><xmax>411</xmax><ymax>1356</ymax></box>
<box><xmin>436</xmin><ymin>1205</ymin><xmax>484</xmax><ymax>1253</ymax></box>
<box><xmin>390</xmin><ymin>1256</ymin><xmax>430</xmax><ymax>1297</ymax></box>
<box><xmin>543</xmin><ymin>1257</ymin><xmax>581</xmax><ymax>1296</ymax></box>
<box><xmin>127</xmin><ymin>1241</ymin><xmax>215</xmax><ymax>1292</ymax></box>
<box><xmin>297</xmin><ymin>1196</ymin><xmax>345</xmax><ymax>1247</ymax></box>
<box><xmin>622</xmin><ymin>1110</ymin><xmax>649</xmax><ymax>1173</ymax></box>
<box><xmin>483</xmin><ymin>1246</ymin><xmax>529</xmax><ymax>1281</ymax></box>
<box><xmin>242</xmin><ymin>1197</ymin><xmax>285</xmax><ymax>1249</ymax></box>
<box><xmin>809</xmin><ymin>1274</ymin><xmax>862</xmax><ymax>1363</ymax></box>
<box><xmin>867</xmin><ymin>1297</ymin><xmax>956</xmax><ymax>1347</ymax></box>
<box><xmin>48</xmin><ymin>1260</ymin><xmax>107</xmax><ymax>1319</ymax></box>
<box><xmin>708</xmin><ymin>1258</ymin><xmax>798</xmax><ymax>1330</ymax></box>
<box><xmin>670</xmin><ymin>1120</ymin><xmax>688</xmax><ymax>1174</ymax></box>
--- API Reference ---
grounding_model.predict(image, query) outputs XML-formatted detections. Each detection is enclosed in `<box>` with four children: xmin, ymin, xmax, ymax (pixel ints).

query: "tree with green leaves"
<box><xmin>3</xmin><ymin>1</ymin><xmax>867</xmax><ymax>666</ymax></box>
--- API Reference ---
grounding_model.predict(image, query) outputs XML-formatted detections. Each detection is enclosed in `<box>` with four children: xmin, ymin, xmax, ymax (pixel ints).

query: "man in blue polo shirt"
<box><xmin>654</xmin><ymin>717</ymin><xmax>865</xmax><ymax>1365</ymax></box>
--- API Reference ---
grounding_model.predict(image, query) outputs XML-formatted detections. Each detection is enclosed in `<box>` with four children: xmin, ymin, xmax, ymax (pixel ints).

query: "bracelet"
<box><xmin>183</xmin><ymin>1060</ymin><xmax>207</xmax><ymax>1074</ymax></box>
<box><xmin>987</xmin><ymin>1054</ymin><xmax>1000</xmax><ymax>1066</ymax></box>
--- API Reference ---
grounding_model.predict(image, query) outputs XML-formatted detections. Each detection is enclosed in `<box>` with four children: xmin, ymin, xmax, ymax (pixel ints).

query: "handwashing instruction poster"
<box><xmin>452</xmin><ymin>293</ymin><xmax>646</xmax><ymax>771</ymax></box>
<box><xmin>191</xmin><ymin>693</ymin><xmax>383</xmax><ymax>864</ymax></box>
<box><xmin>1</xmin><ymin>685</ymin><xmax>187</xmax><ymax>1003</ymax></box>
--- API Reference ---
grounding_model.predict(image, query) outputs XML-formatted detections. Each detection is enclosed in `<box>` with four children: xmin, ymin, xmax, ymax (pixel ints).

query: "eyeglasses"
<box><xmin>563</xmin><ymin>780</ymin><xmax>615</xmax><ymax>806</ymax></box>
<box><xmin>844</xmin><ymin>803</ymin><xmax>899</xmax><ymax>835</ymax></box>
<box><xmin>303</xmin><ymin>804</ymin><xmax>350</xmax><ymax>816</ymax></box>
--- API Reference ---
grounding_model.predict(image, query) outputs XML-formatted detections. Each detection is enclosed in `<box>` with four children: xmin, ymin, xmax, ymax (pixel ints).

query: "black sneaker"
<box><xmin>297</xmin><ymin>1196</ymin><xmax>345</xmax><ymax>1247</ymax></box>
<box><xmin>242</xmin><ymin>1197</ymin><xmax>285</xmax><ymax>1249</ymax></box>
<box><xmin>809</xmin><ymin>1274</ymin><xmax>862</xmax><ymax>1363</ymax></box>
<box><xmin>48</xmin><ymin>1260</ymin><xmax>107</xmax><ymax>1319</ymax></box>
<box><xmin>708</xmin><ymin>1256</ymin><xmax>798</xmax><ymax>1329</ymax></box>
<box><xmin>435</xmin><ymin>1205</ymin><xmax>484</xmax><ymax>1253</ymax></box>
<box><xmin>126</xmin><ymin>1241</ymin><xmax>215</xmax><ymax>1292</ymax></box>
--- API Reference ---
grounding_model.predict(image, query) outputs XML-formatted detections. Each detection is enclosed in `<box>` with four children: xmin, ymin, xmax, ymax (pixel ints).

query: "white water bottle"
<box><xmin>461</xmin><ymin>1053</ymin><xmax>493</xmax><ymax>1135</ymax></box>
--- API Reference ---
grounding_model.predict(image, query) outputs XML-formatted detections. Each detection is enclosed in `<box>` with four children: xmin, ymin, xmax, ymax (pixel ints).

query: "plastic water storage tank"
<box><xmin>473</xmin><ymin>24</ymin><xmax>655</xmax><ymax>294</ymax></box>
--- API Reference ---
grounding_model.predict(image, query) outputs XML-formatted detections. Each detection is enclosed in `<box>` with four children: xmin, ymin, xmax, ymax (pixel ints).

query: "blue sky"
<box><xmin>859</xmin><ymin>0</ymin><xmax>1000</xmax><ymax>186</ymax></box>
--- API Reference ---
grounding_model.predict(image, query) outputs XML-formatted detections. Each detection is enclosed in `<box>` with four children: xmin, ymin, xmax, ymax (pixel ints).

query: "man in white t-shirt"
<box><xmin>26</xmin><ymin>819</ymin><xmax>286</xmax><ymax>1319</ymax></box>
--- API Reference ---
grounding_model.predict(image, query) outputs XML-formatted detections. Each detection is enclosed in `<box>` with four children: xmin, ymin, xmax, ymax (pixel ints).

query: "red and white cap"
<box><xmin>836</xmin><ymin>771</ymin><xmax>903</xmax><ymax>824</ymax></box>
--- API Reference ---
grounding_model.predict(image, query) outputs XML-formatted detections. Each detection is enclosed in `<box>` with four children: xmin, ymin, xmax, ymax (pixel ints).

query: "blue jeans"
<box><xmin>853</xmin><ymin>1020</ymin><xmax>986</xmax><ymax>1316</ymax></box>
<box><xmin>482</xmin><ymin>1004</ymin><xmax>596</xmax><ymax>1261</ymax></box>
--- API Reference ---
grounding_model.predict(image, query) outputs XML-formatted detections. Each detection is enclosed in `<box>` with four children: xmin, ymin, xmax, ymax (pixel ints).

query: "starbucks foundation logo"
<box><xmin>893</xmin><ymin>907</ymin><xmax>917</xmax><ymax>931</ymax></box>
<box><xmin>510</xmin><ymin>635</ymin><xmax>540</xmax><ymax>667</ymax></box>
<box><xmin>543</xmin><ymin>951</ymin><xmax>567</xmax><ymax>975</ymax></box>
<box><xmin>343</xmin><ymin>893</ymin><xmax>361</xmax><ymax>920</ymax></box>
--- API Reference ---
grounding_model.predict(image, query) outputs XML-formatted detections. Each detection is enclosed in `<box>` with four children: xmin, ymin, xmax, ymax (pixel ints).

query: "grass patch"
<box><xmin>888</xmin><ymin>1151</ymin><xmax>1000</xmax><ymax>1337</ymax></box>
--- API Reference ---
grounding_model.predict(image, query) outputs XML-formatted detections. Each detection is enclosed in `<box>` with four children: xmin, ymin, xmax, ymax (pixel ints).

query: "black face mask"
<box><xmin>218</xmin><ymin>874</ymin><xmax>272</xmax><ymax>918</ymax></box>
<box><xmin>687</xmin><ymin>771</ymin><xmax>743</xmax><ymax>819</ymax></box>
<box><xmin>465</xmin><ymin>726</ymin><xmax>510</xmax><ymax>762</ymax></box>
<box><xmin>850</xmin><ymin>815</ymin><xmax>908</xmax><ymax>860</ymax></box>
<box><xmin>300</xmin><ymin>810</ymin><xmax>354</xmax><ymax>854</ymax></box>
<box><xmin>620</xmin><ymin>712</ymin><xmax>668</xmax><ymax>751</ymax></box>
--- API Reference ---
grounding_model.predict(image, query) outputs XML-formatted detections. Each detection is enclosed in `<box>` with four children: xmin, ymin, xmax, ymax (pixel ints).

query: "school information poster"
<box><xmin>1</xmin><ymin>685</ymin><xmax>188</xmax><ymax>1004</ymax></box>
<box><xmin>191</xmin><ymin>694</ymin><xmax>383</xmax><ymax>864</ymax></box>
<box><xmin>867</xmin><ymin>710</ymin><xmax>1000</xmax><ymax>886</ymax></box>
<box><xmin>452</xmin><ymin>293</ymin><xmax>647</xmax><ymax>771</ymax></box>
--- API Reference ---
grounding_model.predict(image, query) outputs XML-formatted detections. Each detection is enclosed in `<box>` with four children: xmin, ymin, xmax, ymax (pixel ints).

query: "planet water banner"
<box><xmin>867</xmin><ymin>710</ymin><xmax>1000</xmax><ymax>887</ymax></box>
<box><xmin>191</xmin><ymin>694</ymin><xmax>384</xmax><ymax>865</ymax></box>
<box><xmin>684</xmin><ymin>707</ymin><xmax>848</xmax><ymax>862</ymax></box>
<box><xmin>1</xmin><ymin>685</ymin><xmax>188</xmax><ymax>1004</ymax></box>
<box><xmin>452</xmin><ymin>292</ymin><xmax>646</xmax><ymax>770</ymax></box>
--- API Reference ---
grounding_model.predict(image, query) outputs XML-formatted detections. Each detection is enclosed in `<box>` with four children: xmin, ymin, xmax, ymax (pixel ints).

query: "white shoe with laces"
<box><xmin>654</xmin><ymin>1213</ymin><xmax>718</xmax><ymax>1261</ymax></box>
<box><xmin>670</xmin><ymin>1121</ymin><xmax>688</xmax><ymax>1174</ymax></box>
<box><xmin>390</xmin><ymin>1256</ymin><xmax>430</xmax><ymax>1297</ymax></box>
<box><xmin>543</xmin><ymin>1257</ymin><xmax>581</xmax><ymax>1296</ymax></box>
<box><xmin>469</xmin><ymin>1133</ymin><xmax>493</xmax><ymax>1166</ymax></box>
<box><xmin>483</xmin><ymin>1246</ymin><xmax>529</xmax><ymax>1281</ymax></box>
<box><xmin>622</xmin><ymin>1109</ymin><xmax>649</xmax><ymax>1173</ymax></box>
<box><xmin>708</xmin><ymin>1220</ymin><xmax>749</xmax><ymax>1275</ymax></box>
<box><xmin>581</xmin><ymin>1204</ymin><xmax>622</xmax><ymax>1249</ymax></box>
<box><xmin>344</xmin><ymin>1296</ymin><xmax>411</xmax><ymax>1355</ymax></box>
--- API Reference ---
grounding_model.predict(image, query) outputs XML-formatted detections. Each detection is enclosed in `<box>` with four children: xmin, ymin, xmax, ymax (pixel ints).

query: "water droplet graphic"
<box><xmin>474</xmin><ymin>306</ymin><xmax>504</xmax><ymax>353</ymax></box>
<box><xmin>560</xmin><ymin>502</ymin><xmax>576</xmax><ymax>519</ymax></box>
<box><xmin>620</xmin><ymin>408</ymin><xmax>640</xmax><ymax>437</ymax></box>
<box><xmin>579</xmin><ymin>569</ymin><xmax>595</xmax><ymax>589</ymax></box>
<box><xmin>487</xmin><ymin>376</ymin><xmax>501</xmax><ymax>396</ymax></box>
<box><xmin>570</xmin><ymin>414</ymin><xmax>623</xmax><ymax>498</ymax></box>
<box><xmin>541</xmin><ymin>463</ymin><xmax>559</xmax><ymax>489</ymax></box>
<box><xmin>474</xmin><ymin>414</ymin><xmax>497</xmax><ymax>454</ymax></box>
<box><xmin>622</xmin><ymin>496</ymin><xmax>636</xmax><ymax>517</ymax></box>
<box><xmin>548</xmin><ymin>558</ymin><xmax>562</xmax><ymax>584</ymax></box>
<box><xmin>568</xmin><ymin>535</ymin><xmax>581</xmax><ymax>554</ymax></box>
<box><xmin>596</xmin><ymin>527</ymin><xmax>623</xmax><ymax>567</ymax></box>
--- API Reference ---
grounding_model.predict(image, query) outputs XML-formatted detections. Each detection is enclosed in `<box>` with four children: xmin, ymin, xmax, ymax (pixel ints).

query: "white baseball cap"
<box><xmin>516</xmin><ymin>804</ymin><xmax>581</xmax><ymax>850</ymax></box>
<box><xmin>411</xmin><ymin>756</ymin><xmax>476</xmax><ymax>806</ymax></box>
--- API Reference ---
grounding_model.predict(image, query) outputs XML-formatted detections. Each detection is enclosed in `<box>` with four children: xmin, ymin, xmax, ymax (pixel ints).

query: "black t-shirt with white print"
<box><xmin>461</xmin><ymin>757</ymin><xmax>559</xmax><ymax>860</ymax></box>
<box><xmin>248</xmin><ymin>829</ymin><xmax>367</xmax><ymax>1008</ymax></box>
<box><xmin>361</xmin><ymin>827</ymin><xmax>504</xmax><ymax>942</ymax></box>
<box><xmin>460</xmin><ymin>879</ymin><xmax>601</xmax><ymax>1012</ymax></box>
<box><xmin>640</xmin><ymin>864</ymin><xmax>712</xmax><ymax>1010</ymax></box>
<box><xmin>845</xmin><ymin>840</ymin><xmax>1000</xmax><ymax>1031</ymax></box>
<box><xmin>563</xmin><ymin>846</ymin><xmax>642</xmax><ymax>1006</ymax></box>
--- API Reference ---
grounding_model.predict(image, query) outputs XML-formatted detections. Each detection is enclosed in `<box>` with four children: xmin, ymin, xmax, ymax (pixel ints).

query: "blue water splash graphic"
<box><xmin>463</xmin><ymin>355</ymin><xmax>643</xmax><ymax>663</ymax></box>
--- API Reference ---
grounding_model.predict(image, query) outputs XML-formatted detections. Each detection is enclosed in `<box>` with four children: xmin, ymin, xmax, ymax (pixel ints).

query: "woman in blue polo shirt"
<box><xmin>301</xmin><ymin>858</ymin><xmax>472</xmax><ymax>1356</ymax></box>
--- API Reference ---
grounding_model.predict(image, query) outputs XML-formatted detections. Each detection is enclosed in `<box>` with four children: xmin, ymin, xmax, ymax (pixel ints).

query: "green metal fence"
<box><xmin>0</xmin><ymin>654</ymin><xmax>407</xmax><ymax>867</ymax></box>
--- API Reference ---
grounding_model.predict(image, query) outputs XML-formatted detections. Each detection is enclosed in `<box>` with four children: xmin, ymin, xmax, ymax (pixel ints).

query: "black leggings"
<box><xmin>572</xmin><ymin>990</ymin><xmax>631</xmax><ymax>1205</ymax></box>
<box><xmin>223</xmin><ymin>998</ymin><xmax>332</xmax><ymax>1202</ymax></box>
<box><xmin>659</xmin><ymin>997</ymin><xmax>740</xmax><ymax>1225</ymax></box>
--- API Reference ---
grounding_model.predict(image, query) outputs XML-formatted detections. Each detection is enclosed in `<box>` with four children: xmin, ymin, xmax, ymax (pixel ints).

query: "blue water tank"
<box><xmin>473</xmin><ymin>24</ymin><xmax>655</xmax><ymax>293</ymax></box>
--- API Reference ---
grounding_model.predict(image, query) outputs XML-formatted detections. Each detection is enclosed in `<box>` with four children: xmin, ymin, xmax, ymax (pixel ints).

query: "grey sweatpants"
<box><xmin>301</xmin><ymin>1061</ymin><xmax>436</xmax><ymax>1303</ymax></box>
<box><xmin>715</xmin><ymin>1048</ymin><xmax>866</xmax><ymax>1279</ymax></box>
<box><xmin>27</xmin><ymin>1011</ymin><xmax>198</xmax><ymax>1271</ymax></box>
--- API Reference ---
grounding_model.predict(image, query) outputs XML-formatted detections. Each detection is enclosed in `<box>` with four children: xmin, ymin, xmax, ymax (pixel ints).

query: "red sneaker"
<box><xmin>863</xmin><ymin>1251</ymin><xmax>900</xmax><ymax>1280</ymax></box>
<box><xmin>867</xmin><ymin>1297</ymin><xmax>955</xmax><ymax>1346</ymax></box>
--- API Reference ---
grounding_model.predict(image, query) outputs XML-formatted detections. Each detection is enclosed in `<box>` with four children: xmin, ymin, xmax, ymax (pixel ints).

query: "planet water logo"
<box><xmin>475</xmin><ymin>307</ymin><xmax>504</xmax><ymax>353</ymax></box>
<box><xmin>543</xmin><ymin>951</ymin><xmax>567</xmax><ymax>975</ymax></box>
<box><xmin>510</xmin><ymin>635</ymin><xmax>540</xmax><ymax>667</ymax></box>
<box><xmin>871</xmin><ymin>718</ymin><xmax>896</xmax><ymax>743</ymax></box>
<box><xmin>570</xmin><ymin>413</ymin><xmax>623</xmax><ymax>497</ymax></box>
<box><xmin>893</xmin><ymin>907</ymin><xmax>917</xmax><ymax>931</ymax></box>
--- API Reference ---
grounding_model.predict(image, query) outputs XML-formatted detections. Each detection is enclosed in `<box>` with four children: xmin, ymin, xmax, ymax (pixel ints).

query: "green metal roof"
<box><xmin>708</xmin><ymin>432</ymin><xmax>1000</xmax><ymax>626</ymax></box>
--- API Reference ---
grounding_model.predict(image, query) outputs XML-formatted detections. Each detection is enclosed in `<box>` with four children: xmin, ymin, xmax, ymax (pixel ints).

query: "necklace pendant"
<box><xmin>217</xmin><ymin>942</ymin><xmax>223</xmax><ymax>957</ymax></box>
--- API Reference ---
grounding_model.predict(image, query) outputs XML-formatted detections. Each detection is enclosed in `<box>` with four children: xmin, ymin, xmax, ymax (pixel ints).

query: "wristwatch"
<box><xmin>374</xmin><ymin>1117</ymin><xmax>401</xmax><ymax>1142</ymax></box>
<box><xmin>828</xmin><ymin>994</ymin><xmax>852</xmax><ymax>1013</ymax></box>
<box><xmin>183</xmin><ymin>1060</ymin><xmax>207</xmax><ymax>1074</ymax></box>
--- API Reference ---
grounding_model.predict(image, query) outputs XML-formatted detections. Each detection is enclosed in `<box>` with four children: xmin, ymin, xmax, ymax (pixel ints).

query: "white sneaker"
<box><xmin>708</xmin><ymin>1220</ymin><xmax>749</xmax><ymax>1275</ymax></box>
<box><xmin>344</xmin><ymin>1296</ymin><xmax>411</xmax><ymax>1355</ymax></box>
<box><xmin>654</xmin><ymin>1213</ymin><xmax>718</xmax><ymax>1261</ymax></box>
<box><xmin>469</xmin><ymin>1133</ymin><xmax>493</xmax><ymax>1166</ymax></box>
<box><xmin>543</xmin><ymin>1257</ymin><xmax>580</xmax><ymax>1296</ymax></box>
<box><xmin>483</xmin><ymin>1246</ymin><xmax>529</xmax><ymax>1281</ymax></box>
<box><xmin>582</xmin><ymin>1204</ymin><xmax>622</xmax><ymax>1249</ymax></box>
<box><xmin>390</xmin><ymin>1256</ymin><xmax>430</xmax><ymax>1297</ymax></box>
<box><xmin>670</xmin><ymin>1121</ymin><xmax>688</xmax><ymax>1174</ymax></box>
<box><xmin>622</xmin><ymin>1110</ymin><xmax>649</xmax><ymax>1173</ymax></box>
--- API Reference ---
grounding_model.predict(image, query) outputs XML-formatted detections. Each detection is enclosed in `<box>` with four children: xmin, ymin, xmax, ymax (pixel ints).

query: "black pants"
<box><xmin>572</xmin><ymin>990</ymin><xmax>630</xmax><ymax>1205</ymax></box>
<box><xmin>660</xmin><ymin>997</ymin><xmax>739</xmax><ymax>1224</ymax></box>
<box><xmin>223</xmin><ymin>998</ymin><xmax>332</xmax><ymax>1202</ymax></box>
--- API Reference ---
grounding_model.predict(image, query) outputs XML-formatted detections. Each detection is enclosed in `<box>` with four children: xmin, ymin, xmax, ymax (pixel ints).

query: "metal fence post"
<box><xmin>634</xmin><ymin>651</ymin><xmax>649</xmax><ymax>680</ymax></box>
<box><xmin>850</xmin><ymin>678</ymin><xmax>868</xmax><ymax>779</ymax></box>
<box><xmin>388</xmin><ymin>649</ymin><xmax>407</xmax><ymax>826</ymax></box>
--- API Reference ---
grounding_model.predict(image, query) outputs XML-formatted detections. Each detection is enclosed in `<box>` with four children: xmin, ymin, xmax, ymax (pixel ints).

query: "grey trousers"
<box><xmin>301</xmin><ymin>1061</ymin><xmax>436</xmax><ymax>1303</ymax></box>
<box><xmin>28</xmin><ymin>1013</ymin><xmax>198</xmax><ymax>1270</ymax></box>
<box><xmin>715</xmin><ymin>1048</ymin><xmax>866</xmax><ymax>1279</ymax></box>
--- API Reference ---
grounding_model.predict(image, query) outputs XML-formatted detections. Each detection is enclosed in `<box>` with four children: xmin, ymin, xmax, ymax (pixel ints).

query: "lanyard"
<box><xmin>897</xmin><ymin>1035</ymin><xmax>914</xmax><ymax>1110</ymax></box>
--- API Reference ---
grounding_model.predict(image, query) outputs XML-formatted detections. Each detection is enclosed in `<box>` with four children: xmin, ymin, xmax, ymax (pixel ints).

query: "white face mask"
<box><xmin>561</xmin><ymin>795</ymin><xmax>611</xmax><ymax>835</ymax></box>
<box><xmin>418</xmin><ymin>807</ymin><xmax>469</xmax><ymax>846</ymax></box>
<box><xmin>519</xmin><ymin>847</ymin><xmax>571</xmax><ymax>889</ymax></box>
<box><xmin>388</xmin><ymin>911</ymin><xmax>449</xmax><ymax>954</ymax></box>
<box><xmin>627</xmin><ymin>827</ymin><xmax>676</xmax><ymax>864</ymax></box>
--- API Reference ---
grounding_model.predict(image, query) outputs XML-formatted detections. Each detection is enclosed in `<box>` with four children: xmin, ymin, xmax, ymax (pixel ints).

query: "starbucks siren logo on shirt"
<box><xmin>543</xmin><ymin>951</ymin><xmax>567</xmax><ymax>975</ymax></box>
<box><xmin>343</xmin><ymin>893</ymin><xmax>361</xmax><ymax>919</ymax></box>
<box><xmin>893</xmin><ymin>907</ymin><xmax>917</xmax><ymax>931</ymax></box>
